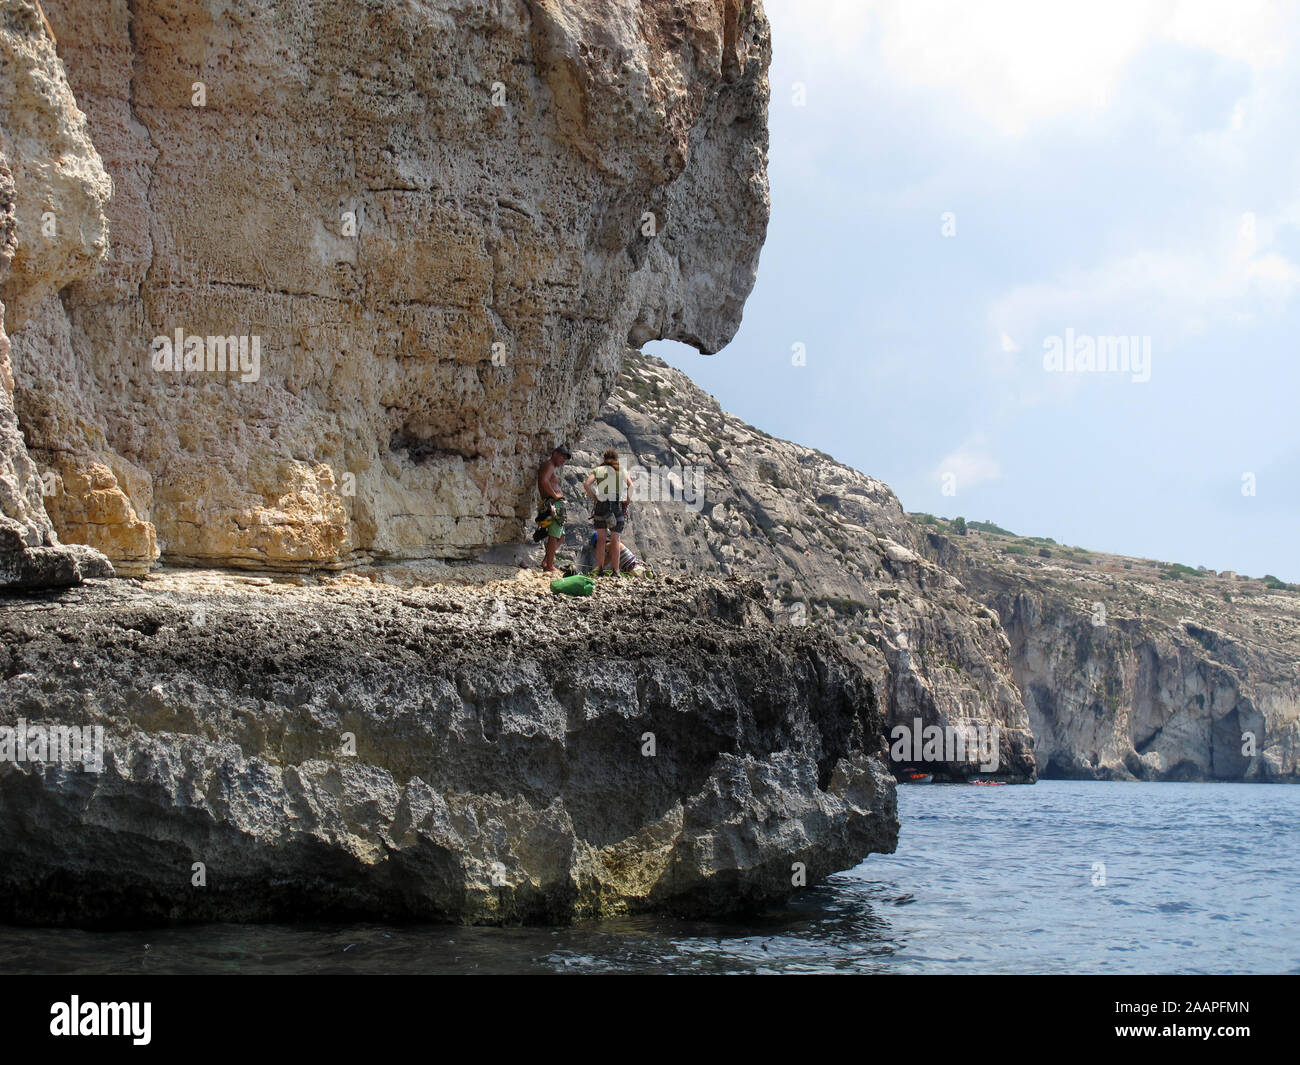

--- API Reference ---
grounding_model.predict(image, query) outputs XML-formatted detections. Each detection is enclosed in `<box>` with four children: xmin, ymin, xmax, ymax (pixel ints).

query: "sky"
<box><xmin>648</xmin><ymin>0</ymin><xmax>1300</xmax><ymax>582</ymax></box>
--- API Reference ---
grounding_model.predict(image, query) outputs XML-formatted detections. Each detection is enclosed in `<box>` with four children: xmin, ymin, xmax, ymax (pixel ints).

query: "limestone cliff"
<box><xmin>584</xmin><ymin>353</ymin><xmax>1297</xmax><ymax>784</ymax></box>
<box><xmin>0</xmin><ymin>0</ymin><xmax>115</xmax><ymax>587</ymax></box>
<box><xmin>921</xmin><ymin>522</ymin><xmax>1300</xmax><ymax>782</ymax></box>
<box><xmin>0</xmin><ymin>571</ymin><xmax>896</xmax><ymax>925</ymax></box>
<box><xmin>2</xmin><ymin>0</ymin><xmax>771</xmax><ymax>576</ymax></box>
<box><xmin>583</xmin><ymin>353</ymin><xmax>1037</xmax><ymax>782</ymax></box>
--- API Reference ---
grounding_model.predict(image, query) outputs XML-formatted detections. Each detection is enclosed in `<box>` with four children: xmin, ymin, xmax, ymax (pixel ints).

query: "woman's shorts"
<box><xmin>592</xmin><ymin>500</ymin><xmax>627</xmax><ymax>532</ymax></box>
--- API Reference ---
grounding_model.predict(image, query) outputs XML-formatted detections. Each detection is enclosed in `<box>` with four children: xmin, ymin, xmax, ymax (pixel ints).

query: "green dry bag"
<box><xmin>550</xmin><ymin>574</ymin><xmax>595</xmax><ymax>597</ymax></box>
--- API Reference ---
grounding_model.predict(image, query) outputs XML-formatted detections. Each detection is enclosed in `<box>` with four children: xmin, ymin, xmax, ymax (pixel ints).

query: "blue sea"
<box><xmin>2</xmin><ymin>781</ymin><xmax>1296</xmax><ymax>974</ymax></box>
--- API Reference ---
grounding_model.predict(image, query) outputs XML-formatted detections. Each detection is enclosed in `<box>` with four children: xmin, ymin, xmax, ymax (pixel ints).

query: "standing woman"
<box><xmin>584</xmin><ymin>448</ymin><xmax>634</xmax><ymax>576</ymax></box>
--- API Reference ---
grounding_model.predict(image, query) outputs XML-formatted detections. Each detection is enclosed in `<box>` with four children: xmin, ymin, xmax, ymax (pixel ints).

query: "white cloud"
<box><xmin>934</xmin><ymin>438</ymin><xmax>1002</xmax><ymax>490</ymax></box>
<box><xmin>989</xmin><ymin>212</ymin><xmax>1300</xmax><ymax>364</ymax></box>
<box><xmin>1162</xmin><ymin>0</ymin><xmax>1290</xmax><ymax>69</ymax></box>
<box><xmin>771</xmin><ymin>0</ymin><xmax>875</xmax><ymax>58</ymax></box>
<box><xmin>772</xmin><ymin>0</ymin><xmax>1297</xmax><ymax>136</ymax></box>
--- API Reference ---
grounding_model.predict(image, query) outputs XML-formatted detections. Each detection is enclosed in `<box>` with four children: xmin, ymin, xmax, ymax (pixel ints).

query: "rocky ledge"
<box><xmin>0</xmin><ymin>571</ymin><xmax>896</xmax><ymax>926</ymax></box>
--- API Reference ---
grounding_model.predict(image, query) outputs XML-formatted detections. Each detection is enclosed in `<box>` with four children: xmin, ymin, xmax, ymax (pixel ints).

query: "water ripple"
<box><xmin>0</xmin><ymin>781</ymin><xmax>1296</xmax><ymax>973</ymax></box>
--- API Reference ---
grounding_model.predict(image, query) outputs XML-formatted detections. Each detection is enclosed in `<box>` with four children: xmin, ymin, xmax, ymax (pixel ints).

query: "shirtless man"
<box><xmin>535</xmin><ymin>445</ymin><xmax>570</xmax><ymax>572</ymax></box>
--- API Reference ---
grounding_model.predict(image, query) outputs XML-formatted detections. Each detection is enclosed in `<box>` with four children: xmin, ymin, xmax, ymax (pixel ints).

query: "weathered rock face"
<box><xmin>584</xmin><ymin>355</ymin><xmax>1300</xmax><ymax>784</ymax></box>
<box><xmin>0</xmin><ymin>0</ymin><xmax>111</xmax><ymax>329</ymax></box>
<box><xmin>582</xmin><ymin>353</ymin><xmax>1036</xmax><ymax>781</ymax></box>
<box><xmin>0</xmin><ymin>0</ymin><xmax>115</xmax><ymax>588</ymax></box>
<box><xmin>926</xmin><ymin>526</ymin><xmax>1300</xmax><ymax>782</ymax></box>
<box><xmin>5</xmin><ymin>0</ymin><xmax>770</xmax><ymax>575</ymax></box>
<box><xmin>0</xmin><ymin>572</ymin><xmax>897</xmax><ymax>925</ymax></box>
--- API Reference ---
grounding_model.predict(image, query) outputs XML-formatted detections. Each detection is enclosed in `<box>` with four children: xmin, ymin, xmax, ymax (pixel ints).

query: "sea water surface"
<box><xmin>1</xmin><ymin>780</ymin><xmax>1296</xmax><ymax>974</ymax></box>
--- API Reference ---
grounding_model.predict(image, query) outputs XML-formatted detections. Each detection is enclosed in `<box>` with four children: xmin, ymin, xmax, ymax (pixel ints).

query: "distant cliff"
<box><xmin>922</xmin><ymin>521</ymin><xmax>1299</xmax><ymax>781</ymax></box>
<box><xmin>588</xmin><ymin>352</ymin><xmax>1297</xmax><ymax>783</ymax></box>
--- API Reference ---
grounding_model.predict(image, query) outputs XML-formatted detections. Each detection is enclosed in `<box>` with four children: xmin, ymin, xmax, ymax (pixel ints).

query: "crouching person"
<box><xmin>577</xmin><ymin>532</ymin><xmax>646</xmax><ymax>576</ymax></box>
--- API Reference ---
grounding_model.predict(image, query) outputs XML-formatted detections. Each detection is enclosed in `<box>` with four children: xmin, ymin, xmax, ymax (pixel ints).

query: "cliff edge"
<box><xmin>4</xmin><ymin>0</ymin><xmax>771</xmax><ymax>577</ymax></box>
<box><xmin>0</xmin><ymin>571</ymin><xmax>897</xmax><ymax>925</ymax></box>
<box><xmin>0</xmin><ymin>0</ymin><xmax>115</xmax><ymax>587</ymax></box>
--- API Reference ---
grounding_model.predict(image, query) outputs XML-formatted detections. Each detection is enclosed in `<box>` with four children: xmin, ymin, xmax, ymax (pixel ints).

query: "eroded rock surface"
<box><xmin>0</xmin><ymin>572</ymin><xmax>896</xmax><ymax>925</ymax></box>
<box><xmin>583</xmin><ymin>353</ymin><xmax>1036</xmax><ymax>781</ymax></box>
<box><xmin>583</xmin><ymin>353</ymin><xmax>1298</xmax><ymax>783</ymax></box>
<box><xmin>925</xmin><ymin>524</ymin><xmax>1300</xmax><ymax>781</ymax></box>
<box><xmin>6</xmin><ymin>0</ymin><xmax>771</xmax><ymax>573</ymax></box>
<box><xmin>0</xmin><ymin>0</ymin><xmax>115</xmax><ymax>587</ymax></box>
